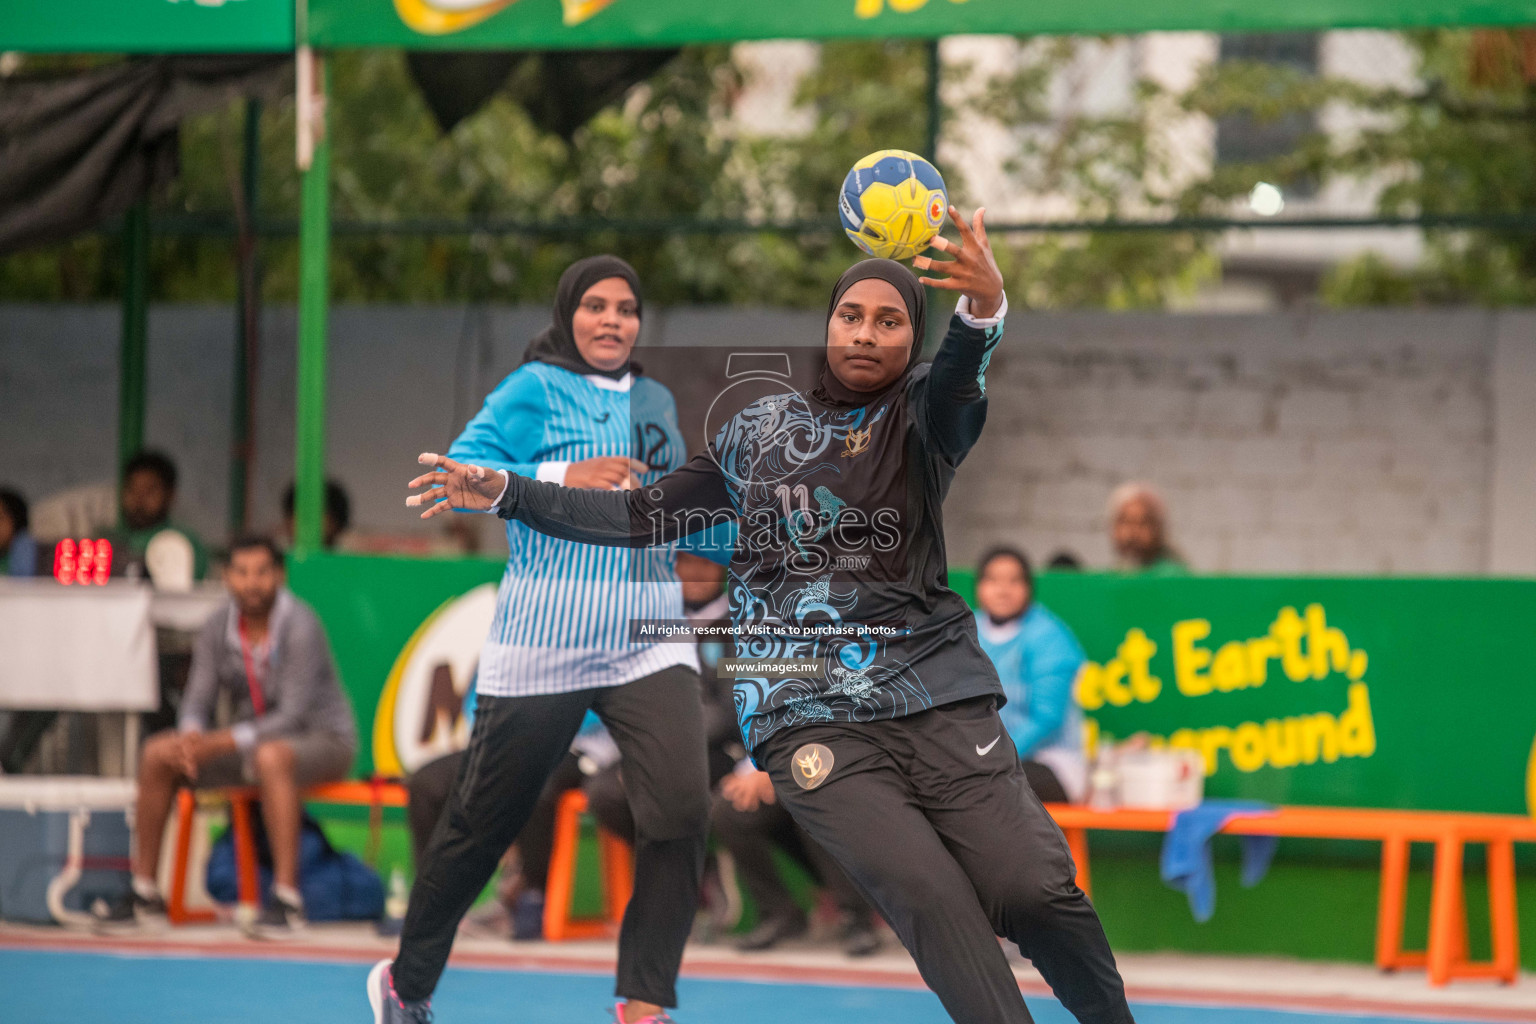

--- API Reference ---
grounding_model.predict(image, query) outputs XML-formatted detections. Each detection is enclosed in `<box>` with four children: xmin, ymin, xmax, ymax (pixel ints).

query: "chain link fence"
<box><xmin>6</xmin><ymin>29</ymin><xmax>1535</xmax><ymax>308</ymax></box>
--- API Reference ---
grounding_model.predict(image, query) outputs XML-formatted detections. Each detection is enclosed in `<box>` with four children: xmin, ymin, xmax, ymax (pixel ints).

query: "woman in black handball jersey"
<box><xmin>407</xmin><ymin>208</ymin><xmax>1135</xmax><ymax>1024</ymax></box>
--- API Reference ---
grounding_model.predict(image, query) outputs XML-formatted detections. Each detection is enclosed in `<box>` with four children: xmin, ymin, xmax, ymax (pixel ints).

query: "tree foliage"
<box><xmin>4</xmin><ymin>30</ymin><xmax>1535</xmax><ymax>308</ymax></box>
<box><xmin>1177</xmin><ymin>28</ymin><xmax>1536</xmax><ymax>305</ymax></box>
<box><xmin>0</xmin><ymin>39</ymin><xmax>1199</xmax><ymax>309</ymax></box>
<box><xmin>968</xmin><ymin>37</ymin><xmax>1217</xmax><ymax>308</ymax></box>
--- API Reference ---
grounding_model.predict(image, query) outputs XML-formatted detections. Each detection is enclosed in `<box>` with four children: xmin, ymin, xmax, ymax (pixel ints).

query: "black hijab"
<box><xmin>815</xmin><ymin>258</ymin><xmax>927</xmax><ymax>408</ymax></box>
<box><xmin>520</xmin><ymin>255</ymin><xmax>643</xmax><ymax>381</ymax></box>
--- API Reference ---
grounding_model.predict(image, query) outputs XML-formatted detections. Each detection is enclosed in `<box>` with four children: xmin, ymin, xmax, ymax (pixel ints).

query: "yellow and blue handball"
<box><xmin>839</xmin><ymin>149</ymin><xmax>948</xmax><ymax>261</ymax></box>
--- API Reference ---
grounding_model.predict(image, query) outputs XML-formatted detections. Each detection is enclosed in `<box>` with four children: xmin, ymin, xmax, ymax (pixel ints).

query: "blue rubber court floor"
<box><xmin>0</xmin><ymin>948</ymin><xmax>1520</xmax><ymax>1024</ymax></box>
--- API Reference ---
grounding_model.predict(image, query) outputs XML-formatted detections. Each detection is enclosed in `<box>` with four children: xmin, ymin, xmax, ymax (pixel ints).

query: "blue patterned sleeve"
<box><xmin>448</xmin><ymin>367</ymin><xmax>548</xmax><ymax>477</ymax></box>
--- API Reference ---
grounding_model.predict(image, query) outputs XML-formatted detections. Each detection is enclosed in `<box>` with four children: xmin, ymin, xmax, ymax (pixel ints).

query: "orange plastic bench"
<box><xmin>166</xmin><ymin>779</ymin><xmax>407</xmax><ymax>925</ymax></box>
<box><xmin>1045</xmin><ymin>803</ymin><xmax>1536</xmax><ymax>987</ymax></box>
<box><xmin>542</xmin><ymin>788</ymin><xmax>633</xmax><ymax>941</ymax></box>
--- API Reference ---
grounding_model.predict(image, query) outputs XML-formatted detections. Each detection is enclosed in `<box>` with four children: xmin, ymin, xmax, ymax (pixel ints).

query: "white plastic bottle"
<box><xmin>377</xmin><ymin>866</ymin><xmax>409</xmax><ymax>936</ymax></box>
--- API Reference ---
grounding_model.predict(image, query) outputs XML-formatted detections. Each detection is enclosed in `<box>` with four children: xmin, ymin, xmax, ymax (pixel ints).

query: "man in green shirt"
<box><xmin>1108</xmin><ymin>481</ymin><xmax>1188</xmax><ymax>574</ymax></box>
<box><xmin>110</xmin><ymin>450</ymin><xmax>208</xmax><ymax>584</ymax></box>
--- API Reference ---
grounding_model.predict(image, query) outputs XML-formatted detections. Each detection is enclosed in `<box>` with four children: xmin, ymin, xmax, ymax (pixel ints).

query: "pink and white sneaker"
<box><xmin>611</xmin><ymin>1002</ymin><xmax>677</xmax><ymax>1024</ymax></box>
<box><xmin>367</xmin><ymin>959</ymin><xmax>434</xmax><ymax>1024</ymax></box>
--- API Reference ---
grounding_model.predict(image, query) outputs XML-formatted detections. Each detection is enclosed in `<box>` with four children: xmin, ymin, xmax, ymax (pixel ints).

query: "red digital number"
<box><xmin>76</xmin><ymin>539</ymin><xmax>95</xmax><ymax>585</ymax></box>
<box><xmin>53</xmin><ymin>539</ymin><xmax>113</xmax><ymax>586</ymax></box>
<box><xmin>93</xmin><ymin>539</ymin><xmax>113</xmax><ymax>585</ymax></box>
<box><xmin>54</xmin><ymin>539</ymin><xmax>76</xmax><ymax>585</ymax></box>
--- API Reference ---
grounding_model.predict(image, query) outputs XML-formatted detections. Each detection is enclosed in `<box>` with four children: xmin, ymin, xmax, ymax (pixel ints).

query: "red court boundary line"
<box><xmin>1</xmin><ymin>931</ymin><xmax>1531</xmax><ymax>1024</ymax></box>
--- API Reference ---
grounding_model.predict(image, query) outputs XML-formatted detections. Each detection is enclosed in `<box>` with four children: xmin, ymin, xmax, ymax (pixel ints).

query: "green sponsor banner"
<box><xmin>292</xmin><ymin>552</ymin><xmax>1536</xmax><ymax>819</ymax></box>
<box><xmin>288</xmin><ymin>551</ymin><xmax>503</xmax><ymax>777</ymax></box>
<box><xmin>981</xmin><ymin>573</ymin><xmax>1536</xmax><ymax>818</ymax></box>
<box><xmin>3</xmin><ymin>0</ymin><xmax>294</xmax><ymax>53</ymax></box>
<box><xmin>309</xmin><ymin>0</ymin><xmax>1536</xmax><ymax>49</ymax></box>
<box><xmin>10</xmin><ymin>0</ymin><xmax>1534</xmax><ymax>54</ymax></box>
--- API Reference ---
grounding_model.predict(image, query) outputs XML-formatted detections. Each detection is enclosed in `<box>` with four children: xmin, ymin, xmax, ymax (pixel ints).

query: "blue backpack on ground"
<box><xmin>206</xmin><ymin>807</ymin><xmax>384</xmax><ymax>921</ymax></box>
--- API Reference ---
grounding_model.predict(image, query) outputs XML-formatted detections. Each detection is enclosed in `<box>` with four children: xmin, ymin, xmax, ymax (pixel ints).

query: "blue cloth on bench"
<box><xmin>206</xmin><ymin>810</ymin><xmax>383</xmax><ymax>921</ymax></box>
<box><xmin>1160</xmin><ymin>799</ymin><xmax>1279</xmax><ymax>922</ymax></box>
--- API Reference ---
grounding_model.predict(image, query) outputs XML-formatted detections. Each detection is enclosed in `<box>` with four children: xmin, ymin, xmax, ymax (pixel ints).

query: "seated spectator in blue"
<box><xmin>972</xmin><ymin>547</ymin><xmax>1088</xmax><ymax>804</ymax></box>
<box><xmin>129</xmin><ymin>536</ymin><xmax>357</xmax><ymax>936</ymax></box>
<box><xmin>0</xmin><ymin>488</ymin><xmax>37</xmax><ymax>576</ymax></box>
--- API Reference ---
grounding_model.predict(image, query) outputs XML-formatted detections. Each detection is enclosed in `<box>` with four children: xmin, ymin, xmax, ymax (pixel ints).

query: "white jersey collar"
<box><xmin>585</xmin><ymin>371</ymin><xmax>634</xmax><ymax>392</ymax></box>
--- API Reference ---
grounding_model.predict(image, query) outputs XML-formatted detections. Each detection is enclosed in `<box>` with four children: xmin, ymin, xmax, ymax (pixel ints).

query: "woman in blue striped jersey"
<box><xmin>370</xmin><ymin>256</ymin><xmax>713</xmax><ymax>1024</ymax></box>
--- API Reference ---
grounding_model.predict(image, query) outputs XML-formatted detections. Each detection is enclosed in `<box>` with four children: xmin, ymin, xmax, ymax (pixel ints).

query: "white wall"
<box><xmin>945</xmin><ymin>310</ymin><xmax>1501</xmax><ymax>574</ymax></box>
<box><xmin>1487</xmin><ymin>313</ymin><xmax>1536</xmax><ymax>575</ymax></box>
<box><xmin>3</xmin><ymin>304</ymin><xmax>1528</xmax><ymax>576</ymax></box>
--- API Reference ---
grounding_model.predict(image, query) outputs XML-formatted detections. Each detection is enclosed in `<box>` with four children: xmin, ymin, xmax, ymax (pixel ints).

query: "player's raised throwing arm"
<box><xmin>913</xmin><ymin>206</ymin><xmax>1009</xmax><ymax>466</ymax></box>
<box><xmin>407</xmin><ymin>450</ymin><xmax>737</xmax><ymax>548</ymax></box>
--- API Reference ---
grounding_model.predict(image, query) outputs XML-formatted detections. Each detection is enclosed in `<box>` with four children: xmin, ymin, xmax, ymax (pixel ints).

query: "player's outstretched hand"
<box><xmin>912</xmin><ymin>205</ymin><xmax>1004</xmax><ymax>319</ymax></box>
<box><xmin>407</xmin><ymin>453</ymin><xmax>506</xmax><ymax>519</ymax></box>
<box><xmin>566</xmin><ymin>456</ymin><xmax>651</xmax><ymax>491</ymax></box>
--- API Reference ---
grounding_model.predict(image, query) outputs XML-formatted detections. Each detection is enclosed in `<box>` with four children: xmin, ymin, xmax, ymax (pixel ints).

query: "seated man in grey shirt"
<box><xmin>129</xmin><ymin>535</ymin><xmax>357</xmax><ymax>935</ymax></box>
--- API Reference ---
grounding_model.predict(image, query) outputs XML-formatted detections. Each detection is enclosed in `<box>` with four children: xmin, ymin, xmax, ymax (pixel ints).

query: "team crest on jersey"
<box><xmin>791</xmin><ymin>743</ymin><xmax>835</xmax><ymax>790</ymax></box>
<box><xmin>842</xmin><ymin>425</ymin><xmax>873</xmax><ymax>458</ymax></box>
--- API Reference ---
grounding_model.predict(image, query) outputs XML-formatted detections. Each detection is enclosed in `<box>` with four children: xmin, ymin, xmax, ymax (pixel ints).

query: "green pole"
<box><xmin>924</xmin><ymin>38</ymin><xmax>941</xmax><ymax>165</ymax></box>
<box><xmin>923</xmin><ymin>38</ymin><xmax>944</xmax><ymax>353</ymax></box>
<box><xmin>230</xmin><ymin>98</ymin><xmax>262</xmax><ymax>539</ymax></box>
<box><xmin>295</xmin><ymin>60</ymin><xmax>330</xmax><ymax>554</ymax></box>
<box><xmin>118</xmin><ymin>201</ymin><xmax>149</xmax><ymax>482</ymax></box>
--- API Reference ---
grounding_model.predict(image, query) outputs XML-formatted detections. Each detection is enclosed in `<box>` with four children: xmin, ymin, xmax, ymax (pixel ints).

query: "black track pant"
<box><xmin>409</xmin><ymin>751</ymin><xmax>631</xmax><ymax>896</ymax></box>
<box><xmin>392</xmin><ymin>666</ymin><xmax>710</xmax><ymax>1008</ymax></box>
<box><xmin>756</xmin><ymin>696</ymin><xmax>1134</xmax><ymax>1024</ymax></box>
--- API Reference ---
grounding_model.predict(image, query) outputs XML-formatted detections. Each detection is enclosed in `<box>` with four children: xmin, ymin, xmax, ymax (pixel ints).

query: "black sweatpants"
<box><xmin>392</xmin><ymin>665</ymin><xmax>710</xmax><ymax>1008</ymax></box>
<box><xmin>756</xmin><ymin>696</ymin><xmax>1134</xmax><ymax>1024</ymax></box>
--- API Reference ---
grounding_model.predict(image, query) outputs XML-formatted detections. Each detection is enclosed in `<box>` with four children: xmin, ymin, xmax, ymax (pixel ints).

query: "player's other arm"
<box><xmin>453</xmin><ymin>369</ymin><xmax>650</xmax><ymax>490</ymax></box>
<box><xmin>449</xmin><ymin>369</ymin><xmax>548</xmax><ymax>478</ymax></box>
<box><xmin>912</xmin><ymin>206</ymin><xmax>1008</xmax><ymax>465</ymax></box>
<box><xmin>407</xmin><ymin>450</ymin><xmax>736</xmax><ymax>549</ymax></box>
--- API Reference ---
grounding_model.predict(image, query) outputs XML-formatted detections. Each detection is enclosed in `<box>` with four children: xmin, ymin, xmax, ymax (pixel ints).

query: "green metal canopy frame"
<box><xmin>9</xmin><ymin>0</ymin><xmax>1536</xmax><ymax>50</ymax></box>
<box><xmin>5</xmin><ymin>0</ymin><xmax>1535</xmax><ymax>551</ymax></box>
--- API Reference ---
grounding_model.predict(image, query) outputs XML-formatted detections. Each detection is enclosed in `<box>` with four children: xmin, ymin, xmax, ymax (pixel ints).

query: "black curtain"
<box><xmin>406</xmin><ymin>48</ymin><xmax>679</xmax><ymax>138</ymax></box>
<box><xmin>0</xmin><ymin>56</ymin><xmax>288</xmax><ymax>254</ymax></box>
<box><xmin>0</xmin><ymin>49</ymin><xmax>679</xmax><ymax>254</ymax></box>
